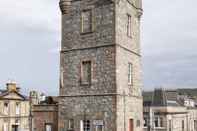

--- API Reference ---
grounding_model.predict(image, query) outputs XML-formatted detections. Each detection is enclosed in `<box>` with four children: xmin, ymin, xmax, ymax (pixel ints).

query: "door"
<box><xmin>12</xmin><ymin>125</ymin><xmax>19</xmax><ymax>131</ymax></box>
<box><xmin>129</xmin><ymin>119</ymin><xmax>134</xmax><ymax>131</ymax></box>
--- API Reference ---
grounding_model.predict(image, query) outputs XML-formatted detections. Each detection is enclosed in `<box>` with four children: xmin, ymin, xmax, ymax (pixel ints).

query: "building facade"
<box><xmin>143</xmin><ymin>88</ymin><xmax>197</xmax><ymax>131</ymax></box>
<box><xmin>59</xmin><ymin>0</ymin><xmax>143</xmax><ymax>131</ymax></box>
<box><xmin>31</xmin><ymin>96</ymin><xmax>58</xmax><ymax>131</ymax></box>
<box><xmin>0</xmin><ymin>82</ymin><xmax>30</xmax><ymax>131</ymax></box>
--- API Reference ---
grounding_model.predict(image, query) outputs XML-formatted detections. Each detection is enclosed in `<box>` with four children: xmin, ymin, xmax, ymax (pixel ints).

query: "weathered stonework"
<box><xmin>59</xmin><ymin>0</ymin><xmax>143</xmax><ymax>131</ymax></box>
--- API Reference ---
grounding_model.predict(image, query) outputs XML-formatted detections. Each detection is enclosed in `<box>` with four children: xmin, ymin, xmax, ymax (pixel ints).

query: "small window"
<box><xmin>96</xmin><ymin>125</ymin><xmax>103</xmax><ymax>131</ymax></box>
<box><xmin>160</xmin><ymin>117</ymin><xmax>163</xmax><ymax>127</ymax></box>
<box><xmin>169</xmin><ymin>120</ymin><xmax>172</xmax><ymax>131</ymax></box>
<box><xmin>80</xmin><ymin>120</ymin><xmax>90</xmax><ymax>131</ymax></box>
<box><xmin>194</xmin><ymin>120</ymin><xmax>197</xmax><ymax>130</ymax></box>
<box><xmin>68</xmin><ymin>119</ymin><xmax>74</xmax><ymax>130</ymax></box>
<box><xmin>144</xmin><ymin>118</ymin><xmax>148</xmax><ymax>127</ymax></box>
<box><xmin>155</xmin><ymin>117</ymin><xmax>163</xmax><ymax>127</ymax></box>
<box><xmin>45</xmin><ymin>124</ymin><xmax>52</xmax><ymax>131</ymax></box>
<box><xmin>81</xmin><ymin>10</ymin><xmax>93</xmax><ymax>33</ymax></box>
<box><xmin>154</xmin><ymin>117</ymin><xmax>164</xmax><ymax>128</ymax></box>
<box><xmin>3</xmin><ymin>123</ymin><xmax>8</xmax><ymax>131</ymax></box>
<box><xmin>16</xmin><ymin>102</ymin><xmax>20</xmax><ymax>115</ymax></box>
<box><xmin>136</xmin><ymin>120</ymin><xmax>140</xmax><ymax>127</ymax></box>
<box><xmin>182</xmin><ymin>120</ymin><xmax>184</xmax><ymax>131</ymax></box>
<box><xmin>127</xmin><ymin>14</ymin><xmax>132</xmax><ymax>37</ymax></box>
<box><xmin>4</xmin><ymin>102</ymin><xmax>9</xmax><ymax>115</ymax></box>
<box><xmin>81</xmin><ymin>61</ymin><xmax>92</xmax><ymax>85</ymax></box>
<box><xmin>128</xmin><ymin>63</ymin><xmax>133</xmax><ymax>85</ymax></box>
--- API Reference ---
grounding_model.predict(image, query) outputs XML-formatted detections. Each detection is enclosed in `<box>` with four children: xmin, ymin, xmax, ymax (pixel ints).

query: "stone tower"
<box><xmin>59</xmin><ymin>0</ymin><xmax>143</xmax><ymax>131</ymax></box>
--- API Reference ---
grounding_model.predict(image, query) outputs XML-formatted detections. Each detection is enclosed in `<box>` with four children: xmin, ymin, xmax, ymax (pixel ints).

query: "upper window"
<box><xmin>127</xmin><ymin>14</ymin><xmax>132</xmax><ymax>37</ymax></box>
<box><xmin>128</xmin><ymin>63</ymin><xmax>133</xmax><ymax>85</ymax></box>
<box><xmin>16</xmin><ymin>102</ymin><xmax>20</xmax><ymax>115</ymax></box>
<box><xmin>81</xmin><ymin>61</ymin><xmax>92</xmax><ymax>85</ymax></box>
<box><xmin>4</xmin><ymin>102</ymin><xmax>9</xmax><ymax>115</ymax></box>
<box><xmin>81</xmin><ymin>10</ymin><xmax>93</xmax><ymax>33</ymax></box>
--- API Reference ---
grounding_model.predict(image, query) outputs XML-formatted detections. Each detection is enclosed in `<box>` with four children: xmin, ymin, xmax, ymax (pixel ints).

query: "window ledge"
<box><xmin>154</xmin><ymin>127</ymin><xmax>166</xmax><ymax>129</ymax></box>
<box><xmin>80</xmin><ymin>83</ymin><xmax>91</xmax><ymax>86</ymax></box>
<box><xmin>81</xmin><ymin>31</ymin><xmax>94</xmax><ymax>35</ymax></box>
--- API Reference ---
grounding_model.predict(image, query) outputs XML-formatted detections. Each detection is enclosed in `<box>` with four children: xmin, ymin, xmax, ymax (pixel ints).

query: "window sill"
<box><xmin>80</xmin><ymin>83</ymin><xmax>91</xmax><ymax>86</ymax></box>
<box><xmin>154</xmin><ymin>127</ymin><xmax>165</xmax><ymax>129</ymax></box>
<box><xmin>81</xmin><ymin>31</ymin><xmax>94</xmax><ymax>35</ymax></box>
<box><xmin>67</xmin><ymin>129</ymin><xmax>74</xmax><ymax>131</ymax></box>
<box><xmin>128</xmin><ymin>83</ymin><xmax>133</xmax><ymax>86</ymax></box>
<box><xmin>127</xmin><ymin>35</ymin><xmax>132</xmax><ymax>39</ymax></box>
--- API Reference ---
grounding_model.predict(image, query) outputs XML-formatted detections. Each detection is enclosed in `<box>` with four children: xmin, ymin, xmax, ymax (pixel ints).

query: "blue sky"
<box><xmin>0</xmin><ymin>0</ymin><xmax>197</xmax><ymax>95</ymax></box>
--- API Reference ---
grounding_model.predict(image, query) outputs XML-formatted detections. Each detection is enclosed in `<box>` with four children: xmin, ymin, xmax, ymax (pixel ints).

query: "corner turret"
<box><xmin>59</xmin><ymin>0</ymin><xmax>72</xmax><ymax>14</ymax></box>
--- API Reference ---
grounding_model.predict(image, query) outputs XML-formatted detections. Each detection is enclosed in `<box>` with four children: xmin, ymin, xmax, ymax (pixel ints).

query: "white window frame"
<box><xmin>128</xmin><ymin>63</ymin><xmax>133</xmax><ymax>85</ymax></box>
<box><xmin>95</xmin><ymin>125</ymin><xmax>104</xmax><ymax>131</ymax></box>
<box><xmin>154</xmin><ymin>117</ymin><xmax>164</xmax><ymax>128</ymax></box>
<box><xmin>68</xmin><ymin>119</ymin><xmax>74</xmax><ymax>130</ymax></box>
<box><xmin>4</xmin><ymin>102</ymin><xmax>9</xmax><ymax>115</ymax></box>
<box><xmin>80</xmin><ymin>120</ymin><xmax>91</xmax><ymax>131</ymax></box>
<box><xmin>45</xmin><ymin>124</ymin><xmax>52</xmax><ymax>131</ymax></box>
<box><xmin>127</xmin><ymin>14</ymin><xmax>132</xmax><ymax>37</ymax></box>
<box><xmin>3</xmin><ymin>123</ymin><xmax>8</xmax><ymax>131</ymax></box>
<box><xmin>16</xmin><ymin>102</ymin><xmax>20</xmax><ymax>115</ymax></box>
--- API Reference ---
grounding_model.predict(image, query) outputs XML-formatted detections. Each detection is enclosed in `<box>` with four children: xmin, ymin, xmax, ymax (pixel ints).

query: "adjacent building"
<box><xmin>31</xmin><ymin>96</ymin><xmax>58</xmax><ymax>131</ymax></box>
<box><xmin>0</xmin><ymin>82</ymin><xmax>30</xmax><ymax>131</ymax></box>
<box><xmin>59</xmin><ymin>0</ymin><xmax>143</xmax><ymax>131</ymax></box>
<box><xmin>143</xmin><ymin>88</ymin><xmax>197</xmax><ymax>131</ymax></box>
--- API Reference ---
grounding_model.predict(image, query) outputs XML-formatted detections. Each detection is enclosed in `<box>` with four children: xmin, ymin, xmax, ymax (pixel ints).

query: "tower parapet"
<box><xmin>59</xmin><ymin>0</ymin><xmax>72</xmax><ymax>14</ymax></box>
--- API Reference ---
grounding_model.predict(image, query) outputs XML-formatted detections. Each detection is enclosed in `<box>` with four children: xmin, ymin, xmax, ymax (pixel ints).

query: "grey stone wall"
<box><xmin>59</xmin><ymin>96</ymin><xmax>116</xmax><ymax>131</ymax></box>
<box><xmin>61</xmin><ymin>0</ymin><xmax>115</xmax><ymax>51</ymax></box>
<box><xmin>59</xmin><ymin>0</ymin><xmax>143</xmax><ymax>131</ymax></box>
<box><xmin>60</xmin><ymin>46</ymin><xmax>116</xmax><ymax>96</ymax></box>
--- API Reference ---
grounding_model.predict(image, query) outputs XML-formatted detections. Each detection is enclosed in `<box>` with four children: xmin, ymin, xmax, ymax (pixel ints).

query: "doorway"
<box><xmin>129</xmin><ymin>119</ymin><xmax>134</xmax><ymax>131</ymax></box>
<box><xmin>12</xmin><ymin>125</ymin><xmax>19</xmax><ymax>131</ymax></box>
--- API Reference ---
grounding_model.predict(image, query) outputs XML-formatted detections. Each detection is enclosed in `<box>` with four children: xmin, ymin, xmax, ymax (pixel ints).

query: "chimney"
<box><xmin>6</xmin><ymin>82</ymin><xmax>17</xmax><ymax>92</ymax></box>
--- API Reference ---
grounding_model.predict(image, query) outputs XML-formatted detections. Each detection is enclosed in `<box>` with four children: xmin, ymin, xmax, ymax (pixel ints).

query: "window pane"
<box><xmin>128</xmin><ymin>63</ymin><xmax>133</xmax><ymax>84</ymax></box>
<box><xmin>4</xmin><ymin>103</ymin><xmax>9</xmax><ymax>115</ymax></box>
<box><xmin>96</xmin><ymin>125</ymin><xmax>103</xmax><ymax>131</ymax></box>
<box><xmin>46</xmin><ymin>124</ymin><xmax>52</xmax><ymax>131</ymax></box>
<box><xmin>68</xmin><ymin>119</ymin><xmax>74</xmax><ymax>129</ymax></box>
<box><xmin>16</xmin><ymin>102</ymin><xmax>20</xmax><ymax>115</ymax></box>
<box><xmin>81</xmin><ymin>120</ymin><xmax>91</xmax><ymax>131</ymax></box>
<box><xmin>127</xmin><ymin>14</ymin><xmax>132</xmax><ymax>37</ymax></box>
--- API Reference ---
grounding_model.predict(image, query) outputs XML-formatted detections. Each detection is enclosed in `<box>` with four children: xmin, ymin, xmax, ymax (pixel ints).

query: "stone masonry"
<box><xmin>59</xmin><ymin>0</ymin><xmax>143</xmax><ymax>131</ymax></box>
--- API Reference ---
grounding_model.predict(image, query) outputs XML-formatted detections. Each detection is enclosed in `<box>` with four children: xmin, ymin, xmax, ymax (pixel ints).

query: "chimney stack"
<box><xmin>6</xmin><ymin>82</ymin><xmax>17</xmax><ymax>92</ymax></box>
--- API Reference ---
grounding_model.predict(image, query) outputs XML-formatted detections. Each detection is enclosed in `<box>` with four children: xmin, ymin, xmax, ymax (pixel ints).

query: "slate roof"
<box><xmin>40</xmin><ymin>96</ymin><xmax>58</xmax><ymax>105</ymax></box>
<box><xmin>143</xmin><ymin>88</ymin><xmax>181</xmax><ymax>107</ymax></box>
<box><xmin>0</xmin><ymin>88</ymin><xmax>28</xmax><ymax>101</ymax></box>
